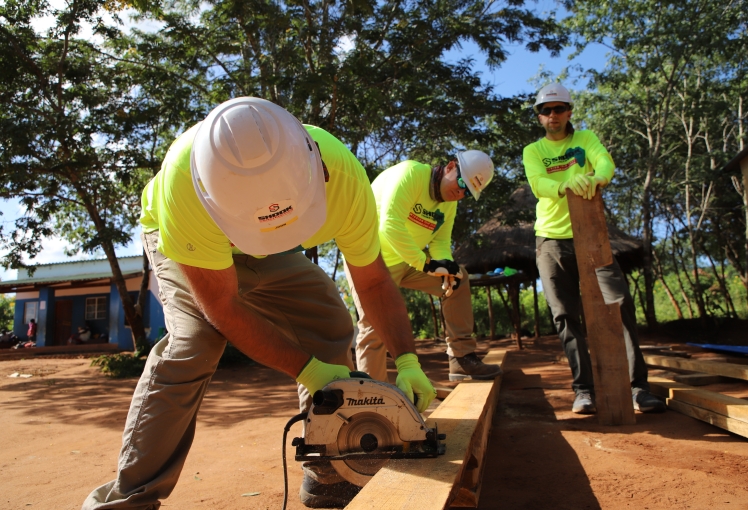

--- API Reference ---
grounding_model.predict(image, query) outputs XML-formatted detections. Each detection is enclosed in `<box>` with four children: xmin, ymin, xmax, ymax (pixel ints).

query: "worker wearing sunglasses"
<box><xmin>345</xmin><ymin>150</ymin><xmax>503</xmax><ymax>384</ymax></box>
<box><xmin>522</xmin><ymin>83</ymin><xmax>665</xmax><ymax>416</ymax></box>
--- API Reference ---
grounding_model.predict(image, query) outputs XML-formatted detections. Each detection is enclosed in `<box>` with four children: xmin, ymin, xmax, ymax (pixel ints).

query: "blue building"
<box><xmin>0</xmin><ymin>256</ymin><xmax>165</xmax><ymax>350</ymax></box>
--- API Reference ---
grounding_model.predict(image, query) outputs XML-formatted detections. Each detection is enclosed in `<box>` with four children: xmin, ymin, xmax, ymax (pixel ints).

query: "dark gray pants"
<box><xmin>535</xmin><ymin>237</ymin><xmax>648</xmax><ymax>394</ymax></box>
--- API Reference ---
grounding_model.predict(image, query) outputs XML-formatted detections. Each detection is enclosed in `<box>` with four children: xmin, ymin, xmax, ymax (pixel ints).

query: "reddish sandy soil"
<box><xmin>1</xmin><ymin>332</ymin><xmax>748</xmax><ymax>510</ymax></box>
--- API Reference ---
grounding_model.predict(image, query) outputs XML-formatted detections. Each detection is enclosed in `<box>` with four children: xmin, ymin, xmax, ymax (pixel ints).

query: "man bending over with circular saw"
<box><xmin>345</xmin><ymin>151</ymin><xmax>502</xmax><ymax>383</ymax></box>
<box><xmin>82</xmin><ymin>98</ymin><xmax>436</xmax><ymax>510</ymax></box>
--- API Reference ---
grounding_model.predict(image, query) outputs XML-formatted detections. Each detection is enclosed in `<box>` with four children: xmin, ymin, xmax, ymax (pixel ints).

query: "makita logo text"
<box><xmin>346</xmin><ymin>397</ymin><xmax>385</xmax><ymax>406</ymax></box>
<box><xmin>258</xmin><ymin>205</ymin><xmax>293</xmax><ymax>222</ymax></box>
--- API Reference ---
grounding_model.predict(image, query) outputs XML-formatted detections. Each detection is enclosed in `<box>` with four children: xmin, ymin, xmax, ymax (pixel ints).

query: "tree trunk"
<box><xmin>428</xmin><ymin>294</ymin><xmax>440</xmax><ymax>340</ymax></box>
<box><xmin>653</xmin><ymin>250</ymin><xmax>683</xmax><ymax>319</ymax></box>
<box><xmin>80</xmin><ymin>190</ymin><xmax>148</xmax><ymax>352</ymax></box>
<box><xmin>641</xmin><ymin>170</ymin><xmax>658</xmax><ymax>329</ymax></box>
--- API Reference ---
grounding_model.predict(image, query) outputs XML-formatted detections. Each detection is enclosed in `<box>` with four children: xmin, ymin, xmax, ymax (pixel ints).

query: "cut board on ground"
<box><xmin>649</xmin><ymin>376</ymin><xmax>748</xmax><ymax>438</ymax></box>
<box><xmin>644</xmin><ymin>354</ymin><xmax>748</xmax><ymax>381</ymax></box>
<box><xmin>347</xmin><ymin>349</ymin><xmax>508</xmax><ymax>510</ymax></box>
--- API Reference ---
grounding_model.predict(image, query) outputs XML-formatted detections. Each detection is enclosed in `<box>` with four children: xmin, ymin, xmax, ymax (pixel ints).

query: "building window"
<box><xmin>85</xmin><ymin>297</ymin><xmax>107</xmax><ymax>320</ymax></box>
<box><xmin>23</xmin><ymin>302</ymin><xmax>38</xmax><ymax>324</ymax></box>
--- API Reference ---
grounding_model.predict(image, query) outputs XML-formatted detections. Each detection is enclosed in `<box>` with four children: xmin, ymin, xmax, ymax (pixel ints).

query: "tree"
<box><xmin>0</xmin><ymin>294</ymin><xmax>13</xmax><ymax>332</ymax></box>
<box><xmin>0</xmin><ymin>0</ymin><xmax>163</xmax><ymax>351</ymax></box>
<box><xmin>566</xmin><ymin>0</ymin><xmax>747</xmax><ymax>326</ymax></box>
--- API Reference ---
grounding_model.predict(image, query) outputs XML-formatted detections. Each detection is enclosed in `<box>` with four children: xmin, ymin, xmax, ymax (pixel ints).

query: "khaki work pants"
<box><xmin>82</xmin><ymin>231</ymin><xmax>354</xmax><ymax>510</ymax></box>
<box><xmin>345</xmin><ymin>261</ymin><xmax>476</xmax><ymax>382</ymax></box>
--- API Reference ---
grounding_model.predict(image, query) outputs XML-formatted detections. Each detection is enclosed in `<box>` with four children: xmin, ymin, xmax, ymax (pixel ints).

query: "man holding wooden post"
<box><xmin>522</xmin><ymin>83</ymin><xmax>665</xmax><ymax>415</ymax></box>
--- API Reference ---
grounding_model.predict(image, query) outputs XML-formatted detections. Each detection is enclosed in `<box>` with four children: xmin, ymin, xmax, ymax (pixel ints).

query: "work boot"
<box><xmin>572</xmin><ymin>391</ymin><xmax>597</xmax><ymax>414</ymax></box>
<box><xmin>448</xmin><ymin>352</ymin><xmax>502</xmax><ymax>381</ymax></box>
<box><xmin>299</xmin><ymin>474</ymin><xmax>361</xmax><ymax>508</ymax></box>
<box><xmin>633</xmin><ymin>389</ymin><xmax>666</xmax><ymax>413</ymax></box>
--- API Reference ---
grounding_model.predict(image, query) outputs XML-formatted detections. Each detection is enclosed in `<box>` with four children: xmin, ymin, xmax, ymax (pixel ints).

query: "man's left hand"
<box><xmin>584</xmin><ymin>172</ymin><xmax>609</xmax><ymax>200</ymax></box>
<box><xmin>394</xmin><ymin>353</ymin><xmax>436</xmax><ymax>413</ymax></box>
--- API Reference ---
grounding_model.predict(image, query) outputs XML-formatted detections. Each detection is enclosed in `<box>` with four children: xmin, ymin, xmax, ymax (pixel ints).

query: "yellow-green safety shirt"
<box><xmin>372</xmin><ymin>161</ymin><xmax>456</xmax><ymax>269</ymax></box>
<box><xmin>523</xmin><ymin>130</ymin><xmax>615</xmax><ymax>239</ymax></box>
<box><xmin>140</xmin><ymin>124</ymin><xmax>380</xmax><ymax>270</ymax></box>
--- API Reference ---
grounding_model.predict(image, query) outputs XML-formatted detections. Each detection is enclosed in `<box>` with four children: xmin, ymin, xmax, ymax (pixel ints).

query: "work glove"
<box><xmin>584</xmin><ymin>172</ymin><xmax>609</xmax><ymax>199</ymax></box>
<box><xmin>558</xmin><ymin>174</ymin><xmax>591</xmax><ymax>198</ymax></box>
<box><xmin>296</xmin><ymin>356</ymin><xmax>352</xmax><ymax>396</ymax></box>
<box><xmin>395</xmin><ymin>353</ymin><xmax>436</xmax><ymax>413</ymax></box>
<box><xmin>423</xmin><ymin>259</ymin><xmax>461</xmax><ymax>277</ymax></box>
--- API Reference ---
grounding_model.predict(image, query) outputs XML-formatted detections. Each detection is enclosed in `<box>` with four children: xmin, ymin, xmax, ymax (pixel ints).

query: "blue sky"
<box><xmin>0</xmin><ymin>2</ymin><xmax>610</xmax><ymax>282</ymax></box>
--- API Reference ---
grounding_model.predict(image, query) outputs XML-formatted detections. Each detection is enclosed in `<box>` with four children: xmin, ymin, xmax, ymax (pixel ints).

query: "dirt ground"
<box><xmin>1</xmin><ymin>332</ymin><xmax>748</xmax><ymax>510</ymax></box>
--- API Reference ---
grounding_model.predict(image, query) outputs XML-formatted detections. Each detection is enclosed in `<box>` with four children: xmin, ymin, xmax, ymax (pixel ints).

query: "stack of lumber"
<box><xmin>646</xmin><ymin>354</ymin><xmax>748</xmax><ymax>438</ymax></box>
<box><xmin>348</xmin><ymin>349</ymin><xmax>508</xmax><ymax>510</ymax></box>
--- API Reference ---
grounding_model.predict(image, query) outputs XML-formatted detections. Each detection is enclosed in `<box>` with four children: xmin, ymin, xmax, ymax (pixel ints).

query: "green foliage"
<box><xmin>124</xmin><ymin>0</ymin><xmax>566</xmax><ymax>180</ymax></box>
<box><xmin>471</xmin><ymin>284</ymin><xmax>553</xmax><ymax>338</ymax></box>
<box><xmin>0</xmin><ymin>295</ymin><xmax>13</xmax><ymax>332</ymax></box>
<box><xmin>91</xmin><ymin>352</ymin><xmax>147</xmax><ymax>378</ymax></box>
<box><xmin>400</xmin><ymin>288</ymin><xmax>440</xmax><ymax>339</ymax></box>
<box><xmin>564</xmin><ymin>0</ymin><xmax>748</xmax><ymax>324</ymax></box>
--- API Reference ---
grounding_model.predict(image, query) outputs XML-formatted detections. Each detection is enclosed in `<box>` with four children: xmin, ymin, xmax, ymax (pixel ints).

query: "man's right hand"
<box><xmin>296</xmin><ymin>357</ymin><xmax>352</xmax><ymax>395</ymax></box>
<box><xmin>423</xmin><ymin>259</ymin><xmax>461</xmax><ymax>277</ymax></box>
<box><xmin>559</xmin><ymin>174</ymin><xmax>591</xmax><ymax>197</ymax></box>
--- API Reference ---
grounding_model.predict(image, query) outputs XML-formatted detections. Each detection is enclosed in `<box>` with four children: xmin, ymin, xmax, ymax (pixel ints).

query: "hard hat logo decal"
<box><xmin>255</xmin><ymin>199</ymin><xmax>296</xmax><ymax>231</ymax></box>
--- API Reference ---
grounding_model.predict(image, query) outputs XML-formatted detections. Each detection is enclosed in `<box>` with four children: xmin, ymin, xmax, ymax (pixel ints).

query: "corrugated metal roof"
<box><xmin>0</xmin><ymin>269</ymin><xmax>143</xmax><ymax>292</ymax></box>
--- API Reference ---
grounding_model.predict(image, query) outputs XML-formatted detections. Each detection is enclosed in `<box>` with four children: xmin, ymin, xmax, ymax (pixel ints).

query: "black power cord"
<box><xmin>282</xmin><ymin>411</ymin><xmax>308</xmax><ymax>510</ymax></box>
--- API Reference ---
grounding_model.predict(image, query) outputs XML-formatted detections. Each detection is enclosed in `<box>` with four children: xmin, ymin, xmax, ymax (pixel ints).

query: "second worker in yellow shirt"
<box><xmin>345</xmin><ymin>151</ymin><xmax>503</xmax><ymax>382</ymax></box>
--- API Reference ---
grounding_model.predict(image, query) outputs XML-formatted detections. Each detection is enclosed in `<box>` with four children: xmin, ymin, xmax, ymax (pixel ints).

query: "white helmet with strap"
<box><xmin>533</xmin><ymin>83</ymin><xmax>573</xmax><ymax>113</ymax></box>
<box><xmin>190</xmin><ymin>97</ymin><xmax>326</xmax><ymax>255</ymax></box>
<box><xmin>456</xmin><ymin>150</ymin><xmax>495</xmax><ymax>201</ymax></box>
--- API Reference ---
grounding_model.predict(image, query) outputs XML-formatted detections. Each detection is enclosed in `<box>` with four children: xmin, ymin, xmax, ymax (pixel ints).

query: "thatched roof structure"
<box><xmin>453</xmin><ymin>185</ymin><xmax>645</xmax><ymax>278</ymax></box>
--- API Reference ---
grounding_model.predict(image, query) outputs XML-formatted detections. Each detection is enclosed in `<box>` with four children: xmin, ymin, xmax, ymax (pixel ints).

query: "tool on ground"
<box><xmin>293</xmin><ymin>377</ymin><xmax>446</xmax><ymax>487</ymax></box>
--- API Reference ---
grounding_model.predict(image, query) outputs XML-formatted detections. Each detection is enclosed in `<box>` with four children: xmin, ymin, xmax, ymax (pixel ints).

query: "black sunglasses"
<box><xmin>538</xmin><ymin>105</ymin><xmax>570</xmax><ymax>116</ymax></box>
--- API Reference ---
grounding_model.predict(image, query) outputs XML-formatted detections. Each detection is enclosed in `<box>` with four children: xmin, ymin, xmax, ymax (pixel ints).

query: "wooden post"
<box><xmin>532</xmin><ymin>278</ymin><xmax>540</xmax><ymax>339</ymax></box>
<box><xmin>428</xmin><ymin>295</ymin><xmax>440</xmax><ymax>340</ymax></box>
<box><xmin>485</xmin><ymin>286</ymin><xmax>494</xmax><ymax>340</ymax></box>
<box><xmin>507</xmin><ymin>282</ymin><xmax>523</xmax><ymax>350</ymax></box>
<box><xmin>567</xmin><ymin>193</ymin><xmax>636</xmax><ymax>426</ymax></box>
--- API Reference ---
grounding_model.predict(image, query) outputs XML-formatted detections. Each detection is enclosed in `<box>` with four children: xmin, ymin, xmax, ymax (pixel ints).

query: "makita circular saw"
<box><xmin>293</xmin><ymin>377</ymin><xmax>446</xmax><ymax>486</ymax></box>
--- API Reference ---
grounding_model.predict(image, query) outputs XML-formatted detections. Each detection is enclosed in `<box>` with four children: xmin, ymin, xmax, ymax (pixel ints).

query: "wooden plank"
<box><xmin>649</xmin><ymin>377</ymin><xmax>748</xmax><ymax>423</ymax></box>
<box><xmin>671</xmin><ymin>373</ymin><xmax>724</xmax><ymax>386</ymax></box>
<box><xmin>644</xmin><ymin>354</ymin><xmax>748</xmax><ymax>381</ymax></box>
<box><xmin>567</xmin><ymin>192</ymin><xmax>636</xmax><ymax>426</ymax></box>
<box><xmin>429</xmin><ymin>379</ymin><xmax>454</xmax><ymax>400</ymax></box>
<box><xmin>666</xmin><ymin>399</ymin><xmax>748</xmax><ymax>438</ymax></box>
<box><xmin>347</xmin><ymin>349</ymin><xmax>508</xmax><ymax>510</ymax></box>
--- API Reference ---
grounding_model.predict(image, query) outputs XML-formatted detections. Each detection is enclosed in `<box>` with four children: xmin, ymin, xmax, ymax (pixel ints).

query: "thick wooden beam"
<box><xmin>644</xmin><ymin>355</ymin><xmax>748</xmax><ymax>381</ymax></box>
<box><xmin>347</xmin><ymin>350</ymin><xmax>508</xmax><ymax>510</ymax></box>
<box><xmin>666</xmin><ymin>400</ymin><xmax>748</xmax><ymax>438</ymax></box>
<box><xmin>649</xmin><ymin>377</ymin><xmax>748</xmax><ymax>423</ymax></box>
<box><xmin>567</xmin><ymin>192</ymin><xmax>636</xmax><ymax>426</ymax></box>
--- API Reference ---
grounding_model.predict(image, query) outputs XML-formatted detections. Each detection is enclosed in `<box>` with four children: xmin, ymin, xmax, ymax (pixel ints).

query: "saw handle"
<box><xmin>311</xmin><ymin>389</ymin><xmax>344</xmax><ymax>415</ymax></box>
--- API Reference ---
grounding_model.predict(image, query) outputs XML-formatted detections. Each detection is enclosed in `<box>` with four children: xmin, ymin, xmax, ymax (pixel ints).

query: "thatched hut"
<box><xmin>453</xmin><ymin>185</ymin><xmax>645</xmax><ymax>277</ymax></box>
<box><xmin>452</xmin><ymin>185</ymin><xmax>645</xmax><ymax>345</ymax></box>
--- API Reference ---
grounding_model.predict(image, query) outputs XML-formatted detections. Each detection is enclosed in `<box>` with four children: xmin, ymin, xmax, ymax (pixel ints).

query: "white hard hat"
<box><xmin>533</xmin><ymin>83</ymin><xmax>573</xmax><ymax>113</ymax></box>
<box><xmin>190</xmin><ymin>97</ymin><xmax>326</xmax><ymax>255</ymax></box>
<box><xmin>456</xmin><ymin>150</ymin><xmax>495</xmax><ymax>201</ymax></box>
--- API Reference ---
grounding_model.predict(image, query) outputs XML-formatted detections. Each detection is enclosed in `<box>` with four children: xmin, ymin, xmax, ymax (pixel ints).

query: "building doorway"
<box><xmin>54</xmin><ymin>300</ymin><xmax>73</xmax><ymax>346</ymax></box>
